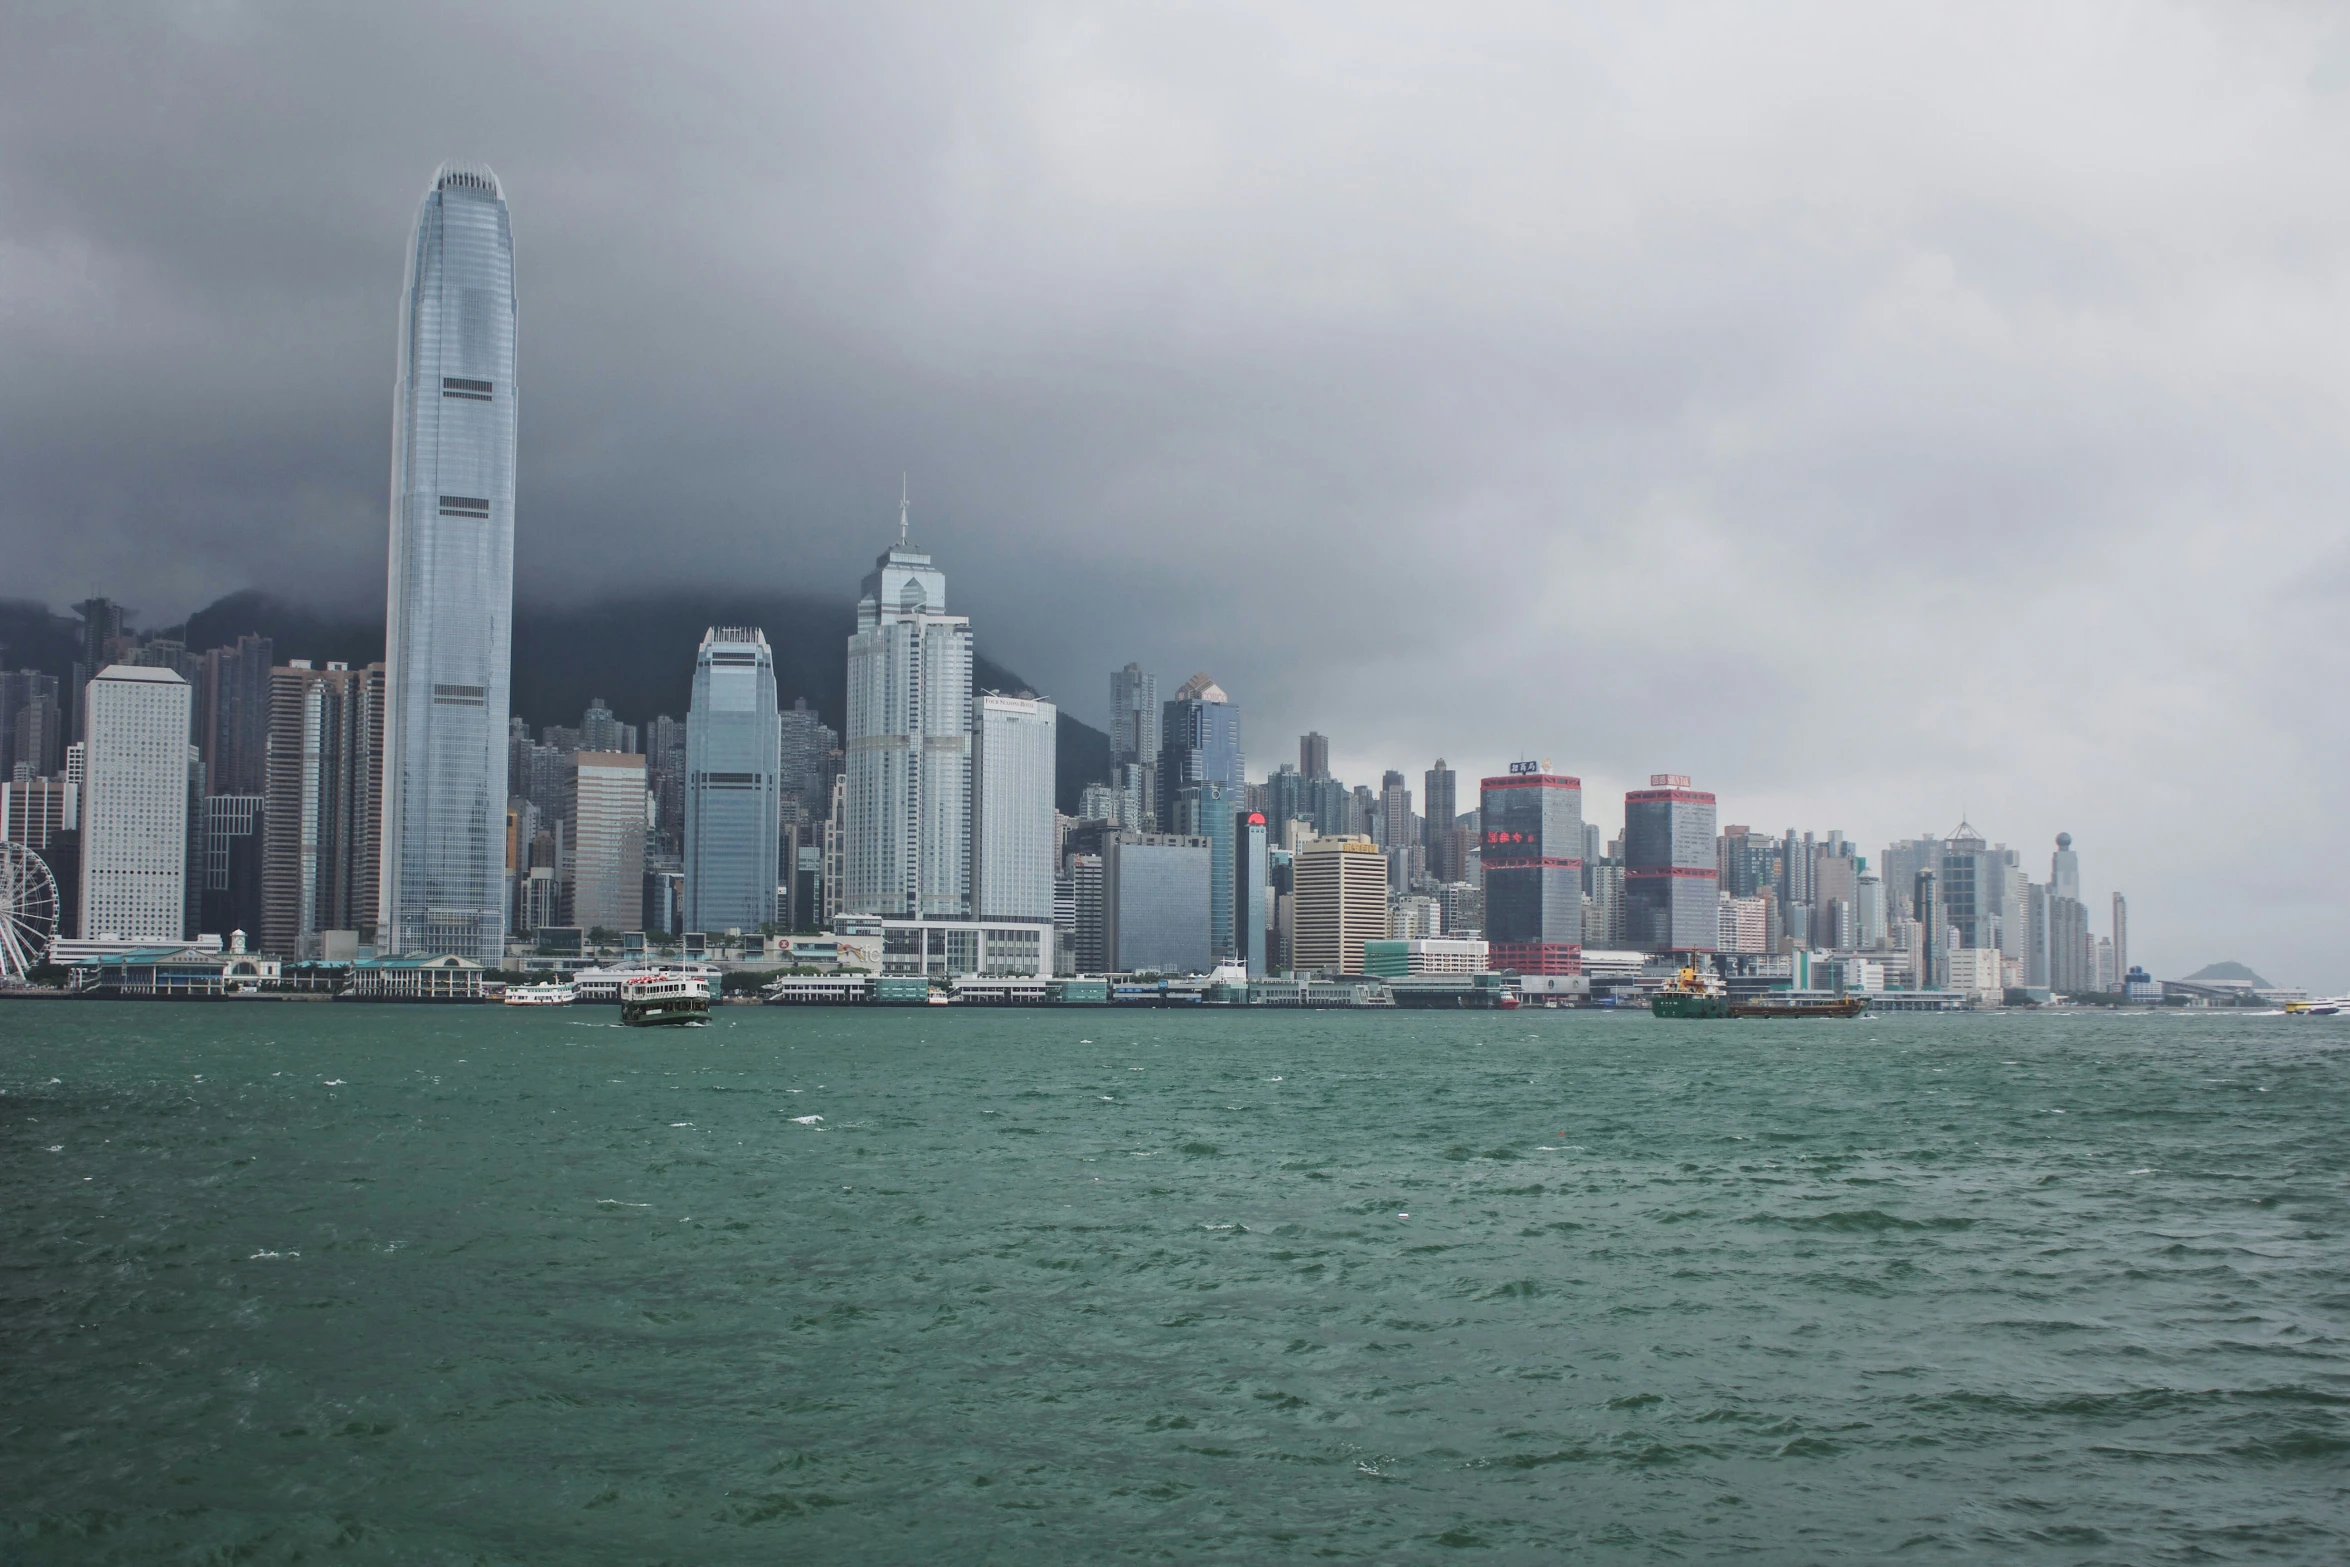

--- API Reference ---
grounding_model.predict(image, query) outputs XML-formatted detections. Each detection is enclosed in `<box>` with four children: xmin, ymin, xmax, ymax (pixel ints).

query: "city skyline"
<box><xmin>5</xmin><ymin>11</ymin><xmax>2341</xmax><ymax>985</ymax></box>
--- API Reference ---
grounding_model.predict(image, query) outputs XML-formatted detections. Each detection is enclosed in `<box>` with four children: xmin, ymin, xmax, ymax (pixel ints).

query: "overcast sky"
<box><xmin>5</xmin><ymin>3</ymin><xmax>2347</xmax><ymax>985</ymax></box>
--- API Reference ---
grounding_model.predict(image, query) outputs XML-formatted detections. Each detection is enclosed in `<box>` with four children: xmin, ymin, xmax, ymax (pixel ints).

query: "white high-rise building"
<box><xmin>972</xmin><ymin>693</ymin><xmax>1058</xmax><ymax>922</ymax></box>
<box><xmin>79</xmin><ymin>665</ymin><xmax>192</xmax><ymax>942</ymax></box>
<box><xmin>572</xmin><ymin>752</ymin><xmax>647</xmax><ymax>936</ymax></box>
<box><xmin>380</xmin><ymin>162</ymin><xmax>518</xmax><ymax>960</ymax></box>
<box><xmin>845</xmin><ymin>497</ymin><xmax>973</xmax><ymax>918</ymax></box>
<box><xmin>684</xmin><ymin>629</ymin><xmax>781</xmax><ymax>935</ymax></box>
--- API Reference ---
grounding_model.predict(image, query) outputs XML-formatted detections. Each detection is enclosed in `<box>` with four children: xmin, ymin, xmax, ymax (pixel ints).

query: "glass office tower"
<box><xmin>685</xmin><ymin>628</ymin><xmax>782</xmax><ymax>935</ymax></box>
<box><xmin>379</xmin><ymin>162</ymin><xmax>517</xmax><ymax>959</ymax></box>
<box><xmin>1480</xmin><ymin>770</ymin><xmax>1584</xmax><ymax>975</ymax></box>
<box><xmin>1624</xmin><ymin>773</ymin><xmax>1719</xmax><ymax>953</ymax></box>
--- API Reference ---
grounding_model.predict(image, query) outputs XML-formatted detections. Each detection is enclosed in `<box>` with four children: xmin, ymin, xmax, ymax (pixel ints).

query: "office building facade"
<box><xmin>972</xmin><ymin>692</ymin><xmax>1058</xmax><ymax>922</ymax></box>
<box><xmin>685</xmin><ymin>628</ymin><xmax>781</xmax><ymax>935</ymax></box>
<box><xmin>845</xmin><ymin>523</ymin><xmax>973</xmax><ymax>918</ymax></box>
<box><xmin>380</xmin><ymin>162</ymin><xmax>519</xmax><ymax>960</ymax></box>
<box><xmin>571</xmin><ymin>752</ymin><xmax>647</xmax><ymax>935</ymax></box>
<box><xmin>197</xmin><ymin>794</ymin><xmax>266</xmax><ymax>942</ymax></box>
<box><xmin>1291</xmin><ymin>835</ymin><xmax>1388</xmax><ymax>975</ymax></box>
<box><xmin>1105</xmin><ymin>832</ymin><xmax>1211</xmax><ymax>975</ymax></box>
<box><xmin>1480</xmin><ymin>769</ymin><xmax>1584</xmax><ymax>975</ymax></box>
<box><xmin>79</xmin><ymin>665</ymin><xmax>192</xmax><ymax>942</ymax></box>
<box><xmin>193</xmin><ymin>635</ymin><xmax>272</xmax><ymax>798</ymax></box>
<box><xmin>1624</xmin><ymin>774</ymin><xmax>1718</xmax><ymax>952</ymax></box>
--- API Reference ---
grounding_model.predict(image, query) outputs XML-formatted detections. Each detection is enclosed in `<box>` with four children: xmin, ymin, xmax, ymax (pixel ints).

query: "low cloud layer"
<box><xmin>5</xmin><ymin>3</ymin><xmax>2347</xmax><ymax>984</ymax></box>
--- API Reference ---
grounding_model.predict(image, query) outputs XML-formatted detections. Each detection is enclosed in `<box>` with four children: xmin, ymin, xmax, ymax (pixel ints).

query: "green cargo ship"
<box><xmin>1651</xmin><ymin>966</ymin><xmax>1729</xmax><ymax>1019</ymax></box>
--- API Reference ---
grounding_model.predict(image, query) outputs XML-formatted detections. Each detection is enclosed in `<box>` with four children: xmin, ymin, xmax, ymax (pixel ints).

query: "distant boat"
<box><xmin>503</xmin><ymin>982</ymin><xmax>574</xmax><ymax>1007</ymax></box>
<box><xmin>2284</xmin><ymin>997</ymin><xmax>2348</xmax><ymax>1016</ymax></box>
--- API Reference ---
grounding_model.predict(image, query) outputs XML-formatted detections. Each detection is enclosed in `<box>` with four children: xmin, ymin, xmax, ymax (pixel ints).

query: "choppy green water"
<box><xmin>2</xmin><ymin>1003</ymin><xmax>2345</xmax><ymax>1563</ymax></box>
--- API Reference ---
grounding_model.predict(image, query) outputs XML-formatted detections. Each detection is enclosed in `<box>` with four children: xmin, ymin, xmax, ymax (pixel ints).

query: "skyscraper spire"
<box><xmin>899</xmin><ymin>473</ymin><xmax>910</xmax><ymax>548</ymax></box>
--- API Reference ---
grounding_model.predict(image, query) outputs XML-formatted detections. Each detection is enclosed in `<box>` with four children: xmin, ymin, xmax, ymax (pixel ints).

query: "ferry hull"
<box><xmin>621</xmin><ymin>996</ymin><xmax>710</xmax><ymax>1026</ymax></box>
<box><xmin>1652</xmin><ymin>993</ymin><xmax>1730</xmax><ymax>1019</ymax></box>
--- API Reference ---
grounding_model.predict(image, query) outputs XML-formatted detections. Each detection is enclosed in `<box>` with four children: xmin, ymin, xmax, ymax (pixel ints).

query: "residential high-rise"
<box><xmin>972</xmin><ymin>693</ymin><xmax>1058</xmax><ymax>922</ymax></box>
<box><xmin>69</xmin><ymin>597</ymin><xmax>128</xmax><ymax>745</ymax></box>
<box><xmin>262</xmin><ymin>661</ymin><xmax>386</xmax><ymax>959</ymax></box>
<box><xmin>1291</xmin><ymin>835</ymin><xmax>1388</xmax><ymax>975</ymax></box>
<box><xmin>380</xmin><ymin>161</ymin><xmax>518</xmax><ymax>961</ymax></box>
<box><xmin>684</xmin><ymin>628</ymin><xmax>781</xmax><ymax>935</ymax></box>
<box><xmin>1299</xmin><ymin>732</ymin><xmax>1329</xmax><ymax>780</ymax></box>
<box><xmin>1109</xmin><ymin>663</ymin><xmax>1159</xmax><ymax>829</ymax></box>
<box><xmin>1624</xmin><ymin>774</ymin><xmax>1718</xmax><ymax>953</ymax></box>
<box><xmin>2111</xmin><ymin>892</ymin><xmax>2128</xmax><ymax>991</ymax></box>
<box><xmin>1235</xmin><ymin>810</ymin><xmax>1270</xmax><ymax>976</ymax></box>
<box><xmin>777</xmin><ymin>697</ymin><xmax>838</xmax><ymax>822</ymax></box>
<box><xmin>1422</xmin><ymin>760</ymin><xmax>1458</xmax><ymax>881</ymax></box>
<box><xmin>580</xmin><ymin>698</ymin><xmax>627</xmax><ymax>754</ymax></box>
<box><xmin>2047</xmin><ymin>893</ymin><xmax>2090</xmax><ymax>992</ymax></box>
<box><xmin>193</xmin><ymin>635</ymin><xmax>272</xmax><ymax>797</ymax></box>
<box><xmin>572</xmin><ymin>752</ymin><xmax>647</xmax><ymax>935</ymax></box>
<box><xmin>1</xmin><ymin>669</ymin><xmax>63</xmax><ymax>782</ymax></box>
<box><xmin>1480</xmin><ymin>769</ymin><xmax>1583</xmax><ymax>975</ymax></box>
<box><xmin>1881</xmin><ymin>837</ymin><xmax>1941</xmax><ymax>919</ymax></box>
<box><xmin>846</xmin><ymin>505</ymin><xmax>973</xmax><ymax>918</ymax></box>
<box><xmin>1717</xmin><ymin>824</ymin><xmax>1773</xmax><ymax>900</ymax></box>
<box><xmin>1378</xmin><ymin>771</ymin><xmax>1412</xmax><ymax>852</ymax></box>
<box><xmin>78</xmin><ymin>665</ymin><xmax>192</xmax><ymax>942</ymax></box>
<box><xmin>1913</xmin><ymin>869</ymin><xmax>1946</xmax><ymax>989</ymax></box>
<box><xmin>1068</xmin><ymin>852</ymin><xmax>1107</xmax><ymax>973</ymax></box>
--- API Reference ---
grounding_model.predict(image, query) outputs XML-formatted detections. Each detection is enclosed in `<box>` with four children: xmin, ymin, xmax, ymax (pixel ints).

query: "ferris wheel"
<box><xmin>0</xmin><ymin>842</ymin><xmax>61</xmax><ymax>985</ymax></box>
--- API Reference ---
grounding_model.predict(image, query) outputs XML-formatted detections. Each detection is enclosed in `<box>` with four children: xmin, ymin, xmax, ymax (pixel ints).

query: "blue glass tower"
<box><xmin>379</xmin><ymin>162</ymin><xmax>517</xmax><ymax>959</ymax></box>
<box><xmin>685</xmin><ymin>628</ymin><xmax>782</xmax><ymax>934</ymax></box>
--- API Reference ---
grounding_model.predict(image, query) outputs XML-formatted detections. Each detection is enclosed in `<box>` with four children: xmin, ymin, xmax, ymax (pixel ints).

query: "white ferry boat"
<box><xmin>502</xmin><ymin>982</ymin><xmax>575</xmax><ymax>1007</ymax></box>
<box><xmin>574</xmin><ymin>963</ymin><xmax>721</xmax><ymax>1005</ymax></box>
<box><xmin>620</xmin><ymin>971</ymin><xmax>713</xmax><ymax>1027</ymax></box>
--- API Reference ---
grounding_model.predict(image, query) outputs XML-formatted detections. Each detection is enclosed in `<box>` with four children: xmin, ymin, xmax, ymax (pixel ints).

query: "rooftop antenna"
<box><xmin>898</xmin><ymin>474</ymin><xmax>910</xmax><ymax>548</ymax></box>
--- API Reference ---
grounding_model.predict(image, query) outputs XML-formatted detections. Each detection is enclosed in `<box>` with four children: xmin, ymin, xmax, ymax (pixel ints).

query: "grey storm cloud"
<box><xmin>4</xmin><ymin>2</ymin><xmax>2349</xmax><ymax>985</ymax></box>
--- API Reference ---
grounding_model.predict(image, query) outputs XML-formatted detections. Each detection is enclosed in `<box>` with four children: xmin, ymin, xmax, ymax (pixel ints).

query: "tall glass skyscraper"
<box><xmin>685</xmin><ymin>629</ymin><xmax>782</xmax><ymax>935</ymax></box>
<box><xmin>845</xmin><ymin>505</ymin><xmax>973</xmax><ymax>918</ymax></box>
<box><xmin>379</xmin><ymin>162</ymin><xmax>517</xmax><ymax>960</ymax></box>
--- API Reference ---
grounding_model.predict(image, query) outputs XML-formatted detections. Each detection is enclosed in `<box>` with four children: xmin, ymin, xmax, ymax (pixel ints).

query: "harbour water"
<box><xmin>3</xmin><ymin>1004</ymin><xmax>2344</xmax><ymax>1562</ymax></box>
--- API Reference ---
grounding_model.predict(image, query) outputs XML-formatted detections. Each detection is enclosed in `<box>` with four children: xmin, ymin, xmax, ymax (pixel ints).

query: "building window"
<box><xmin>432</xmin><ymin>684</ymin><xmax>486</xmax><ymax>706</ymax></box>
<box><xmin>438</xmin><ymin>495</ymin><xmax>491</xmax><ymax>518</ymax></box>
<box><xmin>441</xmin><ymin>377</ymin><xmax>494</xmax><ymax>401</ymax></box>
